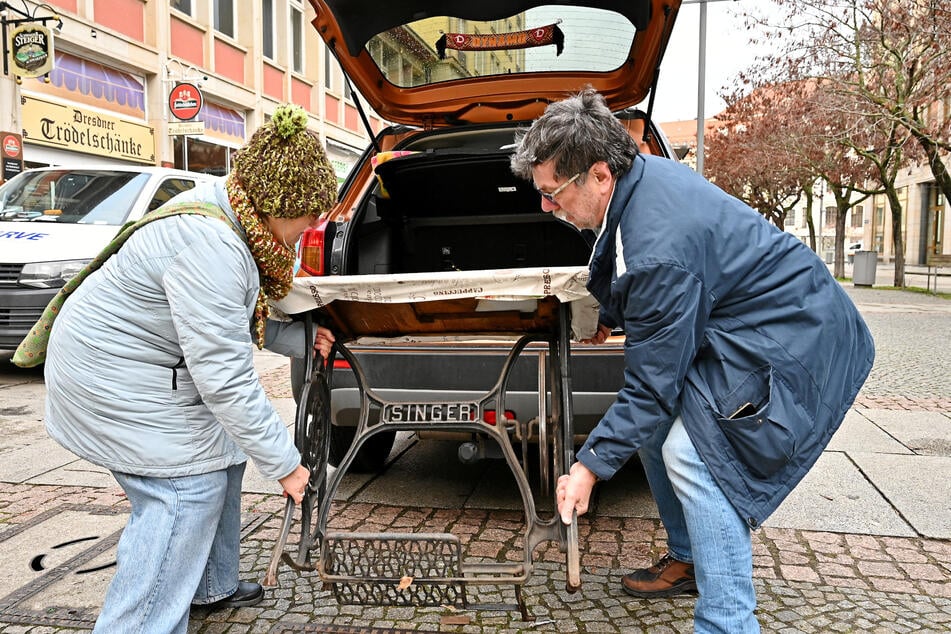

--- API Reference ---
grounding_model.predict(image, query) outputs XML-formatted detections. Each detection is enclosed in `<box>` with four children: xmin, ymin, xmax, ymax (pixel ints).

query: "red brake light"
<box><xmin>298</xmin><ymin>222</ymin><xmax>327</xmax><ymax>276</ymax></box>
<box><xmin>482</xmin><ymin>409</ymin><xmax>516</xmax><ymax>426</ymax></box>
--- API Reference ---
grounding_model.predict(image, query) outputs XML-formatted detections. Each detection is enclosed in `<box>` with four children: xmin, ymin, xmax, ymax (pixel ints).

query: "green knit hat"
<box><xmin>232</xmin><ymin>104</ymin><xmax>337</xmax><ymax>218</ymax></box>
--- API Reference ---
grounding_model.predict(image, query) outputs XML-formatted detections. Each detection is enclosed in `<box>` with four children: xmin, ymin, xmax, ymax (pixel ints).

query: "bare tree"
<box><xmin>706</xmin><ymin>84</ymin><xmax>811</xmax><ymax>230</ymax></box>
<box><xmin>851</xmin><ymin>2</ymin><xmax>951</xmax><ymax>204</ymax></box>
<box><xmin>745</xmin><ymin>0</ymin><xmax>939</xmax><ymax>285</ymax></box>
<box><xmin>707</xmin><ymin>78</ymin><xmax>875</xmax><ymax>278</ymax></box>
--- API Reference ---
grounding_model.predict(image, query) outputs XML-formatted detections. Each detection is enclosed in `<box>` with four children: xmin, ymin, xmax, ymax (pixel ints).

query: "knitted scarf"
<box><xmin>226</xmin><ymin>173</ymin><xmax>296</xmax><ymax>349</ymax></box>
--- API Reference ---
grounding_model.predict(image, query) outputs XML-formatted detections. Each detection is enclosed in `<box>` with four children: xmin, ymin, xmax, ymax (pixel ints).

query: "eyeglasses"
<box><xmin>536</xmin><ymin>172</ymin><xmax>582</xmax><ymax>203</ymax></box>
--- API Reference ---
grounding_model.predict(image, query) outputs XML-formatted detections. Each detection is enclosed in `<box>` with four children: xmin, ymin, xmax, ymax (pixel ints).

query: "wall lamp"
<box><xmin>1</xmin><ymin>1</ymin><xmax>64</xmax><ymax>77</ymax></box>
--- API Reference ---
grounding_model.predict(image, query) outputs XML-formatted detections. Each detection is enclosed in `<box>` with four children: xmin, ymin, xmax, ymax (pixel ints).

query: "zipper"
<box><xmin>171</xmin><ymin>356</ymin><xmax>186</xmax><ymax>390</ymax></box>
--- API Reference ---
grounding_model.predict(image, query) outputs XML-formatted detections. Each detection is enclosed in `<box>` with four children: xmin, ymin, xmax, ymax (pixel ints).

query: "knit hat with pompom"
<box><xmin>232</xmin><ymin>103</ymin><xmax>337</xmax><ymax>219</ymax></box>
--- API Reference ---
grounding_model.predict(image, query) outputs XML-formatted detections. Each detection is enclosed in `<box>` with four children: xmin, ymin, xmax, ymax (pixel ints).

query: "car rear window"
<box><xmin>366</xmin><ymin>5</ymin><xmax>637</xmax><ymax>88</ymax></box>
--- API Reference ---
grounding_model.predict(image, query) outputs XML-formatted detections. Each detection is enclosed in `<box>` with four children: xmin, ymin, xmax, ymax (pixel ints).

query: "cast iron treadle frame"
<box><xmin>265</xmin><ymin>298</ymin><xmax>581</xmax><ymax>621</ymax></box>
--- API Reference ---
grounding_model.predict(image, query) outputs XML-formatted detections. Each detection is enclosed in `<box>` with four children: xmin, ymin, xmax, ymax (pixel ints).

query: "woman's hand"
<box><xmin>580</xmin><ymin>323</ymin><xmax>612</xmax><ymax>345</ymax></box>
<box><xmin>314</xmin><ymin>326</ymin><xmax>335</xmax><ymax>359</ymax></box>
<box><xmin>556</xmin><ymin>462</ymin><xmax>599</xmax><ymax>524</ymax></box>
<box><xmin>278</xmin><ymin>464</ymin><xmax>310</xmax><ymax>504</ymax></box>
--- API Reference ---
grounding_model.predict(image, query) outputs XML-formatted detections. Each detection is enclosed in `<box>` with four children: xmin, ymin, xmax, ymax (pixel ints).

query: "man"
<box><xmin>510</xmin><ymin>88</ymin><xmax>874</xmax><ymax>632</ymax></box>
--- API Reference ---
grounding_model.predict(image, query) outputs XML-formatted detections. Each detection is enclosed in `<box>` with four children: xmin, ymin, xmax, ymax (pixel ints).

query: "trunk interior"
<box><xmin>343</xmin><ymin>147</ymin><xmax>594</xmax><ymax>276</ymax></box>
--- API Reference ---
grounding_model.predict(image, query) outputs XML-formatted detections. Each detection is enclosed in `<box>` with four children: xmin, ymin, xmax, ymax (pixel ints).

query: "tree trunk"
<box><xmin>834</xmin><ymin>200</ymin><xmax>849</xmax><ymax>279</ymax></box>
<box><xmin>805</xmin><ymin>189</ymin><xmax>817</xmax><ymax>252</ymax></box>
<box><xmin>886</xmin><ymin>188</ymin><xmax>905</xmax><ymax>287</ymax></box>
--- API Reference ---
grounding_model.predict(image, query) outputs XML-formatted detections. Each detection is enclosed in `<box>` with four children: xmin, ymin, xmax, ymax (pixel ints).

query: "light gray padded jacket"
<box><xmin>44</xmin><ymin>179</ymin><xmax>304</xmax><ymax>480</ymax></box>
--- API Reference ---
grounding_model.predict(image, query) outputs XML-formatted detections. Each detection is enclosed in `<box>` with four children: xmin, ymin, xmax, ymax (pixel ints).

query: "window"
<box><xmin>174</xmin><ymin>137</ymin><xmax>231</xmax><ymax>176</ymax></box>
<box><xmin>324</xmin><ymin>43</ymin><xmax>333</xmax><ymax>89</ymax></box>
<box><xmin>148</xmin><ymin>179</ymin><xmax>200</xmax><ymax>212</ymax></box>
<box><xmin>291</xmin><ymin>5</ymin><xmax>303</xmax><ymax>73</ymax></box>
<box><xmin>785</xmin><ymin>210</ymin><xmax>797</xmax><ymax>227</ymax></box>
<box><xmin>262</xmin><ymin>0</ymin><xmax>274</xmax><ymax>60</ymax></box>
<box><xmin>214</xmin><ymin>0</ymin><xmax>235</xmax><ymax>38</ymax></box>
<box><xmin>171</xmin><ymin>0</ymin><xmax>191</xmax><ymax>15</ymax></box>
<box><xmin>824</xmin><ymin>206</ymin><xmax>836</xmax><ymax>228</ymax></box>
<box><xmin>851</xmin><ymin>205</ymin><xmax>864</xmax><ymax>228</ymax></box>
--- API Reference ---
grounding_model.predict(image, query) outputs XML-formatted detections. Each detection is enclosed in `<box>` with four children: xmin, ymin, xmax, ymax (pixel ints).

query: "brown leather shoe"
<box><xmin>622</xmin><ymin>553</ymin><xmax>697</xmax><ymax>598</ymax></box>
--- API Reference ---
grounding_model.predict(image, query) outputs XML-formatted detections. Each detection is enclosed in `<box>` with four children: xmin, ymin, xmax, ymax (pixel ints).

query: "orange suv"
<box><xmin>292</xmin><ymin>0</ymin><xmax>682</xmax><ymax>471</ymax></box>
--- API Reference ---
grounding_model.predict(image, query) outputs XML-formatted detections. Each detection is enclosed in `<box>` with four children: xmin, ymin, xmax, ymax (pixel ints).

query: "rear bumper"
<box><xmin>317</xmin><ymin>341</ymin><xmax>625</xmax><ymax>434</ymax></box>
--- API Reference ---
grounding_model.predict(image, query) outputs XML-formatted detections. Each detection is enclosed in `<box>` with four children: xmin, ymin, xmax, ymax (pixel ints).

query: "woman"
<box><xmin>42</xmin><ymin>104</ymin><xmax>337</xmax><ymax>632</ymax></box>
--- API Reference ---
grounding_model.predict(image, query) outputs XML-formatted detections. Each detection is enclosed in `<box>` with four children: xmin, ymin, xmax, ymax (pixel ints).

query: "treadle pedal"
<box><xmin>321</xmin><ymin>532</ymin><xmax>467</xmax><ymax>607</ymax></box>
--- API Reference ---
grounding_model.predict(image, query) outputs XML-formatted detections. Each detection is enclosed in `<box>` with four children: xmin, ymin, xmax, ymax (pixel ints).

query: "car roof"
<box><xmin>309</xmin><ymin>0</ymin><xmax>681</xmax><ymax>126</ymax></box>
<box><xmin>17</xmin><ymin>165</ymin><xmax>215</xmax><ymax>180</ymax></box>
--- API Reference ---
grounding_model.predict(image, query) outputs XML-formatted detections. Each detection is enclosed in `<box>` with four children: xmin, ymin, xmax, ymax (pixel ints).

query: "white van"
<box><xmin>0</xmin><ymin>166</ymin><xmax>215</xmax><ymax>352</ymax></box>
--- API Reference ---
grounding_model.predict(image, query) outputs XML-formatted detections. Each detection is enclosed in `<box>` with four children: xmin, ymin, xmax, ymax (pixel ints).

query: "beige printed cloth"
<box><xmin>273</xmin><ymin>266</ymin><xmax>600</xmax><ymax>340</ymax></box>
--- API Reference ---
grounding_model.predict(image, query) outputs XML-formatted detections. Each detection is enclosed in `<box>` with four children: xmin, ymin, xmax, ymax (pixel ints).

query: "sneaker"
<box><xmin>195</xmin><ymin>581</ymin><xmax>264</xmax><ymax>610</ymax></box>
<box><xmin>621</xmin><ymin>553</ymin><xmax>697</xmax><ymax>598</ymax></box>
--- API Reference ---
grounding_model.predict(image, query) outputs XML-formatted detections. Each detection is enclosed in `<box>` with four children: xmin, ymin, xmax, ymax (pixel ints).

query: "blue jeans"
<box><xmin>638</xmin><ymin>417</ymin><xmax>759</xmax><ymax>633</ymax></box>
<box><xmin>93</xmin><ymin>462</ymin><xmax>246</xmax><ymax>634</ymax></box>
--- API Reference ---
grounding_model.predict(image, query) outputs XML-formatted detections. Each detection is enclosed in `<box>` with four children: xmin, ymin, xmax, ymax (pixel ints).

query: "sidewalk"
<box><xmin>0</xmin><ymin>285</ymin><xmax>949</xmax><ymax>632</ymax></box>
<box><xmin>838</xmin><ymin>260</ymin><xmax>951</xmax><ymax>295</ymax></box>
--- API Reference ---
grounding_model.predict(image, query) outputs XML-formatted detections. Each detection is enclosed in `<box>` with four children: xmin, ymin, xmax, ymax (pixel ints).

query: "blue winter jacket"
<box><xmin>577</xmin><ymin>154</ymin><xmax>874</xmax><ymax>528</ymax></box>
<box><xmin>45</xmin><ymin>179</ymin><xmax>305</xmax><ymax>480</ymax></box>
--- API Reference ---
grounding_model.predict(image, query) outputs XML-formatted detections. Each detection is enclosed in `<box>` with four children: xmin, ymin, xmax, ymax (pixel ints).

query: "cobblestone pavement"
<box><xmin>0</xmin><ymin>285</ymin><xmax>948</xmax><ymax>632</ymax></box>
<box><xmin>0</xmin><ymin>487</ymin><xmax>948</xmax><ymax>633</ymax></box>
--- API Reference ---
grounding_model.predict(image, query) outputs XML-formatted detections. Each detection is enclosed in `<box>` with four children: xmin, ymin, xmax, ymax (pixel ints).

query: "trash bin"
<box><xmin>853</xmin><ymin>250</ymin><xmax>877</xmax><ymax>286</ymax></box>
<box><xmin>824</xmin><ymin>251</ymin><xmax>834</xmax><ymax>264</ymax></box>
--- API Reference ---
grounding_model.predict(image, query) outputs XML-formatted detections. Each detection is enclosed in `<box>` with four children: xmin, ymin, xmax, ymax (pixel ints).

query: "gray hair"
<box><xmin>510</xmin><ymin>87</ymin><xmax>638</xmax><ymax>182</ymax></box>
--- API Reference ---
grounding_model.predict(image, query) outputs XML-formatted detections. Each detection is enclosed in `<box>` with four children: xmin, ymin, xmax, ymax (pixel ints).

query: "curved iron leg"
<box><xmin>296</xmin><ymin>346</ymin><xmax>332</xmax><ymax>565</ymax></box>
<box><xmin>263</xmin><ymin>312</ymin><xmax>332</xmax><ymax>584</ymax></box>
<box><xmin>554</xmin><ymin>302</ymin><xmax>582</xmax><ymax>592</ymax></box>
<box><xmin>537</xmin><ymin>349</ymin><xmax>551</xmax><ymax>498</ymax></box>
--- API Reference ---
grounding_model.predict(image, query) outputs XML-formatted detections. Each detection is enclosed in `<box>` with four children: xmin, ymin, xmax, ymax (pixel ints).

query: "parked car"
<box><xmin>847</xmin><ymin>241</ymin><xmax>864</xmax><ymax>263</ymax></box>
<box><xmin>291</xmin><ymin>0</ymin><xmax>682</xmax><ymax>471</ymax></box>
<box><xmin>0</xmin><ymin>166</ymin><xmax>214</xmax><ymax>352</ymax></box>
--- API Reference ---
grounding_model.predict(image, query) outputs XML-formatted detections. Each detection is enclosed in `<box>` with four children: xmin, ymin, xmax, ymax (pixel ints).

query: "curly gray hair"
<box><xmin>510</xmin><ymin>87</ymin><xmax>638</xmax><ymax>184</ymax></box>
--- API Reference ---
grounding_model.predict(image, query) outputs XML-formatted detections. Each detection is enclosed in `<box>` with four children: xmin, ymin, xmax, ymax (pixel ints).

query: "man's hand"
<box><xmin>556</xmin><ymin>462</ymin><xmax>599</xmax><ymax>524</ymax></box>
<box><xmin>314</xmin><ymin>326</ymin><xmax>335</xmax><ymax>359</ymax></box>
<box><xmin>278</xmin><ymin>464</ymin><xmax>310</xmax><ymax>504</ymax></box>
<box><xmin>580</xmin><ymin>323</ymin><xmax>612</xmax><ymax>345</ymax></box>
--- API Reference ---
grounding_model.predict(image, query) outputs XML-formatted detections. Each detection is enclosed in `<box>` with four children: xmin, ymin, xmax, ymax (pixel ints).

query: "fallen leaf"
<box><xmin>397</xmin><ymin>576</ymin><xmax>413</xmax><ymax>590</ymax></box>
<box><xmin>440</xmin><ymin>615</ymin><xmax>471</xmax><ymax>625</ymax></box>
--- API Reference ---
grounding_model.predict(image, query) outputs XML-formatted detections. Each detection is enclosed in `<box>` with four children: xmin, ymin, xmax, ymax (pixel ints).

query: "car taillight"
<box><xmin>298</xmin><ymin>222</ymin><xmax>327</xmax><ymax>276</ymax></box>
<box><xmin>332</xmin><ymin>358</ymin><xmax>351</xmax><ymax>370</ymax></box>
<box><xmin>483</xmin><ymin>409</ymin><xmax>516</xmax><ymax>426</ymax></box>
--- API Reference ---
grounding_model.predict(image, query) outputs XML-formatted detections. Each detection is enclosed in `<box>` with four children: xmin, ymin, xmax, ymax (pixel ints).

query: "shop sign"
<box><xmin>168</xmin><ymin>121</ymin><xmax>205</xmax><ymax>136</ymax></box>
<box><xmin>1</xmin><ymin>131</ymin><xmax>24</xmax><ymax>182</ymax></box>
<box><xmin>21</xmin><ymin>95</ymin><xmax>155</xmax><ymax>164</ymax></box>
<box><xmin>7</xmin><ymin>24</ymin><xmax>54</xmax><ymax>78</ymax></box>
<box><xmin>330</xmin><ymin>158</ymin><xmax>351</xmax><ymax>184</ymax></box>
<box><xmin>168</xmin><ymin>82</ymin><xmax>203</xmax><ymax>121</ymax></box>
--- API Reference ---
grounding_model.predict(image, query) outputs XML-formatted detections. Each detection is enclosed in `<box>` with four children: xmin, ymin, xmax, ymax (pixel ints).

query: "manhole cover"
<box><xmin>0</xmin><ymin>503</ymin><xmax>271</xmax><ymax>628</ymax></box>
<box><xmin>0</xmin><ymin>504</ymin><xmax>126</xmax><ymax>627</ymax></box>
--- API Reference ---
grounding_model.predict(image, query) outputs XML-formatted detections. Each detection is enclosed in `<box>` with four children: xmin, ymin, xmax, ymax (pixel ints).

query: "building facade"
<box><xmin>782</xmin><ymin>165</ymin><xmax>949</xmax><ymax>268</ymax></box>
<box><xmin>0</xmin><ymin>0</ymin><xmax>381</xmax><ymax>184</ymax></box>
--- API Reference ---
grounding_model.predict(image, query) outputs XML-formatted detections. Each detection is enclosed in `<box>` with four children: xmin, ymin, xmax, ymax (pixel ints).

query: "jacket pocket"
<box><xmin>715</xmin><ymin>365</ymin><xmax>801</xmax><ymax>479</ymax></box>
